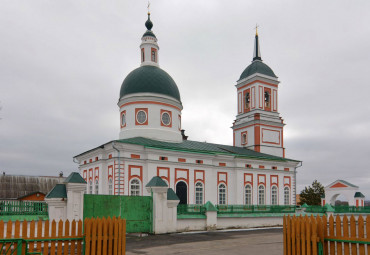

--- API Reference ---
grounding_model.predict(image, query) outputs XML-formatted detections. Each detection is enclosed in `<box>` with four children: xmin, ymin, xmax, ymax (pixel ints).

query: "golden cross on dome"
<box><xmin>147</xmin><ymin>1</ymin><xmax>151</xmax><ymax>14</ymax></box>
<box><xmin>255</xmin><ymin>24</ymin><xmax>259</xmax><ymax>36</ymax></box>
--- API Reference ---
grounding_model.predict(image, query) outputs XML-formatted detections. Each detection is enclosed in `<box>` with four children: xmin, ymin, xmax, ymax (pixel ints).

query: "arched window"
<box><xmin>108</xmin><ymin>178</ymin><xmax>113</xmax><ymax>195</ymax></box>
<box><xmin>89</xmin><ymin>180</ymin><xmax>93</xmax><ymax>194</ymax></box>
<box><xmin>245</xmin><ymin>185</ymin><xmax>252</xmax><ymax>205</ymax></box>
<box><xmin>195</xmin><ymin>182</ymin><xmax>203</xmax><ymax>205</ymax></box>
<box><xmin>242</xmin><ymin>133</ymin><xmax>247</xmax><ymax>145</ymax></box>
<box><xmin>95</xmin><ymin>180</ymin><xmax>99</xmax><ymax>194</ymax></box>
<box><xmin>245</xmin><ymin>92</ymin><xmax>250</xmax><ymax>109</ymax></box>
<box><xmin>258</xmin><ymin>185</ymin><xmax>265</xmax><ymax>205</ymax></box>
<box><xmin>141</xmin><ymin>48</ymin><xmax>145</xmax><ymax>62</ymax></box>
<box><xmin>264</xmin><ymin>91</ymin><xmax>270</xmax><ymax>108</ymax></box>
<box><xmin>151</xmin><ymin>49</ymin><xmax>156</xmax><ymax>62</ymax></box>
<box><xmin>271</xmin><ymin>186</ymin><xmax>278</xmax><ymax>205</ymax></box>
<box><xmin>284</xmin><ymin>187</ymin><xmax>290</xmax><ymax>205</ymax></box>
<box><xmin>218</xmin><ymin>184</ymin><xmax>226</xmax><ymax>205</ymax></box>
<box><xmin>130</xmin><ymin>179</ymin><xmax>140</xmax><ymax>196</ymax></box>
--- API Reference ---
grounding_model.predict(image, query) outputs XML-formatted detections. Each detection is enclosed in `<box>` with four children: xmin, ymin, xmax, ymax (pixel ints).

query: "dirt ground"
<box><xmin>126</xmin><ymin>227</ymin><xmax>283</xmax><ymax>255</ymax></box>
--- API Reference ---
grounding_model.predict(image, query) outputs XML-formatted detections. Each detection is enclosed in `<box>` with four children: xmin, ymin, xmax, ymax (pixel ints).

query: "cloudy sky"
<box><xmin>1</xmin><ymin>1</ymin><xmax>370</xmax><ymax>198</ymax></box>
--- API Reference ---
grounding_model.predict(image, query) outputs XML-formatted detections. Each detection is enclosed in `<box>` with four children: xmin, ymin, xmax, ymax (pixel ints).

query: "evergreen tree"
<box><xmin>299</xmin><ymin>180</ymin><xmax>324</xmax><ymax>205</ymax></box>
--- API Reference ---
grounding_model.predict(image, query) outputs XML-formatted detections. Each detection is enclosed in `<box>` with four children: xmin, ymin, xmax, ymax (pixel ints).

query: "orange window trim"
<box><xmin>128</xmin><ymin>165</ymin><xmax>143</xmax><ymax>182</ymax></box>
<box><xmin>157</xmin><ymin>167</ymin><xmax>170</xmax><ymax>185</ymax></box>
<box><xmin>217</xmin><ymin>172</ymin><xmax>228</xmax><ymax>185</ymax></box>
<box><xmin>160</xmin><ymin>109</ymin><xmax>172</xmax><ymax>128</ymax></box>
<box><xmin>131</xmin><ymin>154</ymin><xmax>140</xmax><ymax>159</ymax></box>
<box><xmin>135</xmin><ymin>108</ymin><xmax>148</xmax><ymax>126</ymax></box>
<box><xmin>120</xmin><ymin>110</ymin><xmax>126</xmax><ymax>128</ymax></box>
<box><xmin>194</xmin><ymin>170</ymin><xmax>205</xmax><ymax>183</ymax></box>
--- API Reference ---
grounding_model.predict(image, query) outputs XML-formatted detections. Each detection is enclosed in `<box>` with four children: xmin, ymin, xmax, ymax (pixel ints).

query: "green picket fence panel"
<box><xmin>0</xmin><ymin>201</ymin><xmax>48</xmax><ymax>216</ymax></box>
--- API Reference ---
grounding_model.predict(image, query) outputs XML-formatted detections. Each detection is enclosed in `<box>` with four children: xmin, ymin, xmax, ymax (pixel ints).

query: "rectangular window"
<box><xmin>141</xmin><ymin>48</ymin><xmax>145</xmax><ymax>62</ymax></box>
<box><xmin>218</xmin><ymin>184</ymin><xmax>226</xmax><ymax>205</ymax></box>
<box><xmin>151</xmin><ymin>48</ymin><xmax>156</xmax><ymax>62</ymax></box>
<box><xmin>195</xmin><ymin>183</ymin><xmax>203</xmax><ymax>205</ymax></box>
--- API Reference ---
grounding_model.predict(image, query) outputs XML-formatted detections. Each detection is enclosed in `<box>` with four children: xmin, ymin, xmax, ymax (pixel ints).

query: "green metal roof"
<box><xmin>167</xmin><ymin>188</ymin><xmax>179</xmax><ymax>200</ymax></box>
<box><xmin>120</xmin><ymin>66</ymin><xmax>181</xmax><ymax>101</ymax></box>
<box><xmin>146</xmin><ymin>176</ymin><xmax>168</xmax><ymax>187</ymax></box>
<box><xmin>355</xmin><ymin>192</ymin><xmax>365</xmax><ymax>198</ymax></box>
<box><xmin>64</xmin><ymin>172</ymin><xmax>86</xmax><ymax>184</ymax></box>
<box><xmin>239</xmin><ymin>60</ymin><xmax>277</xmax><ymax>81</ymax></box>
<box><xmin>117</xmin><ymin>137</ymin><xmax>298</xmax><ymax>162</ymax></box>
<box><xmin>45</xmin><ymin>184</ymin><xmax>67</xmax><ymax>199</ymax></box>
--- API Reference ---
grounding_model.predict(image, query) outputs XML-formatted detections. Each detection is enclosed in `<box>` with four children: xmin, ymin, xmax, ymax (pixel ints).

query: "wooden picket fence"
<box><xmin>0</xmin><ymin>217</ymin><xmax>126</xmax><ymax>255</ymax></box>
<box><xmin>284</xmin><ymin>214</ymin><xmax>370</xmax><ymax>255</ymax></box>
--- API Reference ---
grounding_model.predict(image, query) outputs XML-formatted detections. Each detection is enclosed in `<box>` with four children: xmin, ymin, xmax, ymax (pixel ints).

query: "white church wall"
<box><xmin>77</xmin><ymin>142</ymin><xmax>297</xmax><ymax>206</ymax></box>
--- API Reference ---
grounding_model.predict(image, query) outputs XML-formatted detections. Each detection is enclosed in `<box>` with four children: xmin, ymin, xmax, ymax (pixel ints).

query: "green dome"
<box><xmin>120</xmin><ymin>66</ymin><xmax>181</xmax><ymax>101</ymax></box>
<box><xmin>239</xmin><ymin>60</ymin><xmax>277</xmax><ymax>81</ymax></box>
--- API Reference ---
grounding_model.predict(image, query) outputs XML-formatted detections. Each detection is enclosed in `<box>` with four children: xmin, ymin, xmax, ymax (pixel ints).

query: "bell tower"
<box><xmin>232</xmin><ymin>30</ymin><xmax>285</xmax><ymax>157</ymax></box>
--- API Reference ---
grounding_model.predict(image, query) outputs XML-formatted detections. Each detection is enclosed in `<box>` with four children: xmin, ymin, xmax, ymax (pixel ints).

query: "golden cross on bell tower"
<box><xmin>255</xmin><ymin>24</ymin><xmax>259</xmax><ymax>36</ymax></box>
<box><xmin>147</xmin><ymin>1</ymin><xmax>151</xmax><ymax>14</ymax></box>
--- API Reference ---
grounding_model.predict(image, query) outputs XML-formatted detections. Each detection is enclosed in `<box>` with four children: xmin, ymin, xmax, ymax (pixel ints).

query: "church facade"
<box><xmin>74</xmin><ymin>13</ymin><xmax>300</xmax><ymax>206</ymax></box>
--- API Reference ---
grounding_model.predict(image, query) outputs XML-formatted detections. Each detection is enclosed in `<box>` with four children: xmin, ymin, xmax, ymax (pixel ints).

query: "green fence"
<box><xmin>333</xmin><ymin>205</ymin><xmax>370</xmax><ymax>213</ymax></box>
<box><xmin>83</xmin><ymin>194</ymin><xmax>152</xmax><ymax>233</ymax></box>
<box><xmin>304</xmin><ymin>205</ymin><xmax>326</xmax><ymax>213</ymax></box>
<box><xmin>0</xmin><ymin>201</ymin><xmax>48</xmax><ymax>216</ymax></box>
<box><xmin>177</xmin><ymin>204</ymin><xmax>296</xmax><ymax>217</ymax></box>
<box><xmin>216</xmin><ymin>205</ymin><xmax>296</xmax><ymax>214</ymax></box>
<box><xmin>177</xmin><ymin>204</ymin><xmax>206</xmax><ymax>215</ymax></box>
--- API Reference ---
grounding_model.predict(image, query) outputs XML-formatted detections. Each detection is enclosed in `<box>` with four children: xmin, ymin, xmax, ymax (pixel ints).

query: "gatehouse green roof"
<box><xmin>45</xmin><ymin>184</ymin><xmax>67</xmax><ymax>199</ymax></box>
<box><xmin>120</xmin><ymin>66</ymin><xmax>181</xmax><ymax>101</ymax></box>
<box><xmin>355</xmin><ymin>192</ymin><xmax>365</xmax><ymax>198</ymax></box>
<box><xmin>64</xmin><ymin>172</ymin><xmax>86</xmax><ymax>184</ymax></box>
<box><xmin>239</xmin><ymin>60</ymin><xmax>277</xmax><ymax>81</ymax></box>
<box><xmin>167</xmin><ymin>188</ymin><xmax>179</xmax><ymax>200</ymax></box>
<box><xmin>146</xmin><ymin>176</ymin><xmax>168</xmax><ymax>187</ymax></box>
<box><xmin>117</xmin><ymin>137</ymin><xmax>299</xmax><ymax>162</ymax></box>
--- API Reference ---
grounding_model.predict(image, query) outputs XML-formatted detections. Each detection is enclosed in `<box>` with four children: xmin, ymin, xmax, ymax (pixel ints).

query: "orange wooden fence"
<box><xmin>284</xmin><ymin>214</ymin><xmax>370</xmax><ymax>255</ymax></box>
<box><xmin>85</xmin><ymin>217</ymin><xmax>126</xmax><ymax>255</ymax></box>
<box><xmin>0</xmin><ymin>217</ymin><xmax>126</xmax><ymax>255</ymax></box>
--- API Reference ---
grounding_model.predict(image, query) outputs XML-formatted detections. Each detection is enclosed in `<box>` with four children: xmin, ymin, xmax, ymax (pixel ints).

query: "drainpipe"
<box><xmin>294</xmin><ymin>161</ymin><xmax>303</xmax><ymax>205</ymax></box>
<box><xmin>112</xmin><ymin>141</ymin><xmax>121</xmax><ymax>195</ymax></box>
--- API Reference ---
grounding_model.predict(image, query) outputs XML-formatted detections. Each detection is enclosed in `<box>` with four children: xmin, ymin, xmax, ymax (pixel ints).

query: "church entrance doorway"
<box><xmin>176</xmin><ymin>181</ymin><xmax>187</xmax><ymax>204</ymax></box>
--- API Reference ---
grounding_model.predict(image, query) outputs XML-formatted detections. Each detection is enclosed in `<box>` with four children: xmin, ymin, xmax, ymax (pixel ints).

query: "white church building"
<box><xmin>74</xmin><ymin>12</ymin><xmax>301</xmax><ymax>207</ymax></box>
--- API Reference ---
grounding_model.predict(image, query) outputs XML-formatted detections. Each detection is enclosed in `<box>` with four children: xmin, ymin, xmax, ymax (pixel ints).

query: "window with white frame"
<box><xmin>284</xmin><ymin>187</ymin><xmax>290</xmax><ymax>205</ymax></box>
<box><xmin>195</xmin><ymin>182</ymin><xmax>203</xmax><ymax>205</ymax></box>
<box><xmin>108</xmin><ymin>178</ymin><xmax>113</xmax><ymax>195</ymax></box>
<box><xmin>130</xmin><ymin>179</ymin><xmax>140</xmax><ymax>196</ymax></box>
<box><xmin>218</xmin><ymin>184</ymin><xmax>226</xmax><ymax>205</ymax></box>
<box><xmin>245</xmin><ymin>184</ymin><xmax>252</xmax><ymax>205</ymax></box>
<box><xmin>271</xmin><ymin>186</ymin><xmax>278</xmax><ymax>205</ymax></box>
<box><xmin>89</xmin><ymin>180</ymin><xmax>93</xmax><ymax>194</ymax></box>
<box><xmin>258</xmin><ymin>185</ymin><xmax>265</xmax><ymax>205</ymax></box>
<box><xmin>95</xmin><ymin>179</ymin><xmax>99</xmax><ymax>194</ymax></box>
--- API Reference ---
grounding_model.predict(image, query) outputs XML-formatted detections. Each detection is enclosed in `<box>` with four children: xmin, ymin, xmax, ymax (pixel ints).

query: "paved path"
<box><xmin>126</xmin><ymin>228</ymin><xmax>283</xmax><ymax>255</ymax></box>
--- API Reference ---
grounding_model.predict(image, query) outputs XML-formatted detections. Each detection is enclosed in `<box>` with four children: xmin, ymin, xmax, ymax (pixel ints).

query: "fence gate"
<box><xmin>83</xmin><ymin>194</ymin><xmax>152</xmax><ymax>233</ymax></box>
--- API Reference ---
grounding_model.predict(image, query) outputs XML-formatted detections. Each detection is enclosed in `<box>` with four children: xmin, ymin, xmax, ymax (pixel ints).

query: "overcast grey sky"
<box><xmin>1</xmin><ymin>1</ymin><xmax>370</xmax><ymax>198</ymax></box>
